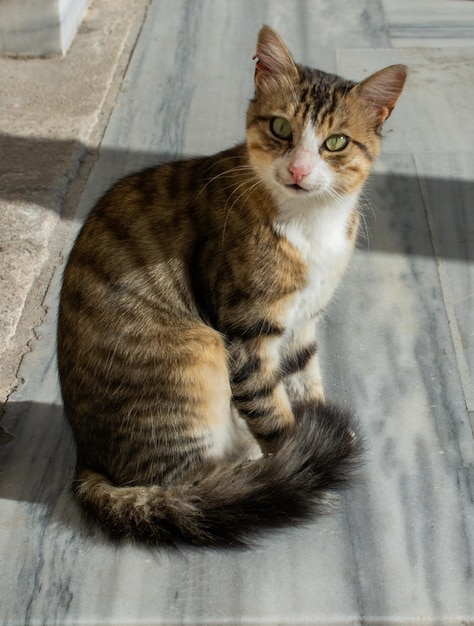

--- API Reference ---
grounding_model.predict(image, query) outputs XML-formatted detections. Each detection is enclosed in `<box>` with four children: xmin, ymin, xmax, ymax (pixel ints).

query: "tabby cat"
<box><xmin>57</xmin><ymin>26</ymin><xmax>406</xmax><ymax>546</ymax></box>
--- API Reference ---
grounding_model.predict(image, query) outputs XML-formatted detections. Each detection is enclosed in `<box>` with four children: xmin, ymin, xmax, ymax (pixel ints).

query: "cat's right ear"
<box><xmin>253</xmin><ymin>25</ymin><xmax>298</xmax><ymax>91</ymax></box>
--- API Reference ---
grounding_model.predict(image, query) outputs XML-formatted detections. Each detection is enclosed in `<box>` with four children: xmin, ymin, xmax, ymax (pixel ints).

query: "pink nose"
<box><xmin>288</xmin><ymin>163</ymin><xmax>310</xmax><ymax>184</ymax></box>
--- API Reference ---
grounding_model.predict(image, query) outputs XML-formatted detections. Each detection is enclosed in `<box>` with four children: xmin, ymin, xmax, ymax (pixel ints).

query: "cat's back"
<box><xmin>59</xmin><ymin>145</ymin><xmax>252</xmax><ymax>318</ymax></box>
<box><xmin>74</xmin><ymin>145</ymin><xmax>247</xmax><ymax>260</ymax></box>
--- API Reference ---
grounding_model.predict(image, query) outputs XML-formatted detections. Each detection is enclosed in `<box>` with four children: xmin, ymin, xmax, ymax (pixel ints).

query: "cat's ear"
<box><xmin>253</xmin><ymin>25</ymin><xmax>298</xmax><ymax>90</ymax></box>
<box><xmin>357</xmin><ymin>64</ymin><xmax>407</xmax><ymax>124</ymax></box>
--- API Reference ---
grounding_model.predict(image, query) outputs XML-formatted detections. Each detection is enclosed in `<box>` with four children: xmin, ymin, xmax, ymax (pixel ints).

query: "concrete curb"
<box><xmin>0</xmin><ymin>0</ymin><xmax>150</xmax><ymax>404</ymax></box>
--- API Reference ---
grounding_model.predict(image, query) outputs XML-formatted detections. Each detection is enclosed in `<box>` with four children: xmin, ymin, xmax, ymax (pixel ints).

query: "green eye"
<box><xmin>325</xmin><ymin>134</ymin><xmax>349</xmax><ymax>152</ymax></box>
<box><xmin>270</xmin><ymin>117</ymin><xmax>292</xmax><ymax>140</ymax></box>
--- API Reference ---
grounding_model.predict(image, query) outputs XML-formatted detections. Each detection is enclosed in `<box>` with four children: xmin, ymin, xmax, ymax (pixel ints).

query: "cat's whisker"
<box><xmin>358</xmin><ymin>210</ymin><xmax>371</xmax><ymax>250</ymax></box>
<box><xmin>210</xmin><ymin>172</ymin><xmax>261</xmax><ymax>204</ymax></box>
<box><xmin>221</xmin><ymin>177</ymin><xmax>263</xmax><ymax>243</ymax></box>
<box><xmin>357</xmin><ymin>192</ymin><xmax>376</xmax><ymax>249</ymax></box>
<box><xmin>203</xmin><ymin>163</ymin><xmax>255</xmax><ymax>180</ymax></box>
<box><xmin>194</xmin><ymin>165</ymin><xmax>256</xmax><ymax>201</ymax></box>
<box><xmin>201</xmin><ymin>155</ymin><xmax>244</xmax><ymax>173</ymax></box>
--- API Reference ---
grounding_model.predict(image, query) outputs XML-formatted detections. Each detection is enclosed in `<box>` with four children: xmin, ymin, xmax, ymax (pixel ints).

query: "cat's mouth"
<box><xmin>273</xmin><ymin>172</ymin><xmax>314</xmax><ymax>195</ymax></box>
<box><xmin>285</xmin><ymin>182</ymin><xmax>311</xmax><ymax>194</ymax></box>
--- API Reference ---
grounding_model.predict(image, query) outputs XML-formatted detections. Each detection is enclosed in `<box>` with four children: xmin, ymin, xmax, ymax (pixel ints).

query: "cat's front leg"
<box><xmin>281</xmin><ymin>321</ymin><xmax>325</xmax><ymax>406</ymax></box>
<box><xmin>228</xmin><ymin>335</ymin><xmax>295</xmax><ymax>449</ymax></box>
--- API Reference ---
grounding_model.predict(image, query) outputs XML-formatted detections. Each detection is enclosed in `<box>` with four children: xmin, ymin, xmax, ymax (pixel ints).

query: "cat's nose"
<box><xmin>288</xmin><ymin>163</ymin><xmax>310</xmax><ymax>184</ymax></box>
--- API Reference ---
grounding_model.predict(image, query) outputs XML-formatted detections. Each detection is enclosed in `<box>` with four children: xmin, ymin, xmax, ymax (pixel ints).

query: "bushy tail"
<box><xmin>73</xmin><ymin>402</ymin><xmax>362</xmax><ymax>547</ymax></box>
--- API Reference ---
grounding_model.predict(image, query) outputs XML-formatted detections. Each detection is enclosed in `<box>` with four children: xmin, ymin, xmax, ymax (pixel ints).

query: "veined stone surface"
<box><xmin>0</xmin><ymin>1</ymin><xmax>473</xmax><ymax>624</ymax></box>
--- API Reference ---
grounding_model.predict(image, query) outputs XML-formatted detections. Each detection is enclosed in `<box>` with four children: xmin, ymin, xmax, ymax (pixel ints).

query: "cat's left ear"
<box><xmin>357</xmin><ymin>64</ymin><xmax>407</xmax><ymax>124</ymax></box>
<box><xmin>253</xmin><ymin>25</ymin><xmax>298</xmax><ymax>90</ymax></box>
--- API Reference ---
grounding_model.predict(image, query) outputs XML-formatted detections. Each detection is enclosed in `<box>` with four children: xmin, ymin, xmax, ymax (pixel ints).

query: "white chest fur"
<box><xmin>275</xmin><ymin>194</ymin><xmax>359</xmax><ymax>325</ymax></box>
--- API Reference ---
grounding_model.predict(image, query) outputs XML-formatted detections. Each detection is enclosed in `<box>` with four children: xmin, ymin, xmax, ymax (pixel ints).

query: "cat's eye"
<box><xmin>270</xmin><ymin>117</ymin><xmax>292</xmax><ymax>141</ymax></box>
<box><xmin>324</xmin><ymin>134</ymin><xmax>349</xmax><ymax>152</ymax></box>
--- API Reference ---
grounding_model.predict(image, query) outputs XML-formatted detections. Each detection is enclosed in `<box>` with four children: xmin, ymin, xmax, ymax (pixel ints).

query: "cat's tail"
<box><xmin>73</xmin><ymin>402</ymin><xmax>362</xmax><ymax>547</ymax></box>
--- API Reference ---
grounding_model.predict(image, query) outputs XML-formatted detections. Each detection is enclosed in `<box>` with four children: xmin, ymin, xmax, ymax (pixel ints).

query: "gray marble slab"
<box><xmin>415</xmin><ymin>153</ymin><xmax>474</xmax><ymax>422</ymax></box>
<box><xmin>1</xmin><ymin>0</ymin><xmax>474</xmax><ymax>624</ymax></box>
<box><xmin>92</xmin><ymin>0</ymin><xmax>390</xmax><ymax>182</ymax></box>
<box><xmin>383</xmin><ymin>0</ymin><xmax>474</xmax><ymax>47</ymax></box>
<box><xmin>2</xmin><ymin>158</ymin><xmax>473</xmax><ymax>623</ymax></box>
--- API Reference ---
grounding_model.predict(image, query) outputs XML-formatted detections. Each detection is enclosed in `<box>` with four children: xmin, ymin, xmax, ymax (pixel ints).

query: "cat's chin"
<box><xmin>269</xmin><ymin>182</ymin><xmax>343</xmax><ymax>214</ymax></box>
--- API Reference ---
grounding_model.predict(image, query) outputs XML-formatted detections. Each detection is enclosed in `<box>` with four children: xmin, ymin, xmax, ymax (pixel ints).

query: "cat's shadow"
<box><xmin>0</xmin><ymin>401</ymin><xmax>197</xmax><ymax>551</ymax></box>
<box><xmin>0</xmin><ymin>400</ymin><xmax>299</xmax><ymax>552</ymax></box>
<box><xmin>0</xmin><ymin>400</ymin><xmax>79</xmax><ymax>516</ymax></box>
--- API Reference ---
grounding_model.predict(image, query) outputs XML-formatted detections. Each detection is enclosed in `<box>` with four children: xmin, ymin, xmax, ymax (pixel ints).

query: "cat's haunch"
<box><xmin>57</xmin><ymin>25</ymin><xmax>405</xmax><ymax>546</ymax></box>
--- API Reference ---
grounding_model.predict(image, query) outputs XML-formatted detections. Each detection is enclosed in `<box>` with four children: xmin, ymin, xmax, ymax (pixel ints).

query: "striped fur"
<box><xmin>57</xmin><ymin>26</ymin><xmax>406</xmax><ymax>545</ymax></box>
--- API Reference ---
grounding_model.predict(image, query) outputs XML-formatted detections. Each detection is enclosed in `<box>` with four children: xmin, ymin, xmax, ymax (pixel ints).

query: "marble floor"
<box><xmin>1</xmin><ymin>1</ymin><xmax>474</xmax><ymax>624</ymax></box>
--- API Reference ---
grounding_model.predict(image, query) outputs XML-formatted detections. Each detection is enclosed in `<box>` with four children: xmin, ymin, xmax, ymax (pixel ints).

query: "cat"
<box><xmin>57</xmin><ymin>25</ymin><xmax>406</xmax><ymax>546</ymax></box>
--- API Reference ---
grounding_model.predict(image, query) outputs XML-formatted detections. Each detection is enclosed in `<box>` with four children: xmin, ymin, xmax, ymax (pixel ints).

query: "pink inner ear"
<box><xmin>359</xmin><ymin>64</ymin><xmax>407</xmax><ymax>122</ymax></box>
<box><xmin>380</xmin><ymin>106</ymin><xmax>391</xmax><ymax>123</ymax></box>
<box><xmin>254</xmin><ymin>25</ymin><xmax>297</xmax><ymax>87</ymax></box>
<box><xmin>253</xmin><ymin>56</ymin><xmax>270</xmax><ymax>74</ymax></box>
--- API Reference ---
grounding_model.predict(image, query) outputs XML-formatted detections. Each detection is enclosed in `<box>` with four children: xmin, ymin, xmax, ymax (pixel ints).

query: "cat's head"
<box><xmin>246</xmin><ymin>26</ymin><xmax>406</xmax><ymax>208</ymax></box>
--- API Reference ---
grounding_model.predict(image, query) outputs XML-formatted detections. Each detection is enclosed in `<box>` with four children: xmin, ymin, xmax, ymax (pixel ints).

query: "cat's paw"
<box><xmin>246</xmin><ymin>441</ymin><xmax>264</xmax><ymax>462</ymax></box>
